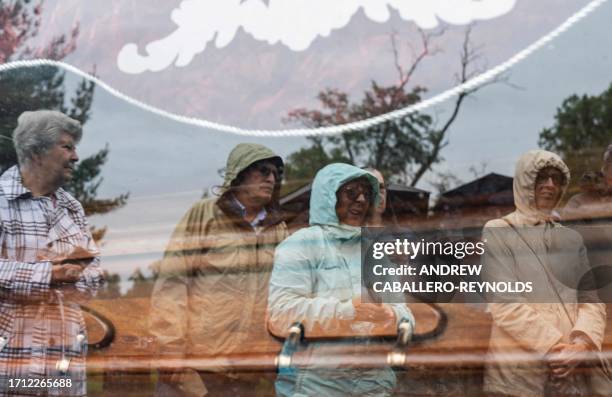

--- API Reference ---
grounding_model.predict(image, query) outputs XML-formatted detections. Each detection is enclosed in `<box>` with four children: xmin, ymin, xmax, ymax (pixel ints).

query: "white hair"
<box><xmin>12</xmin><ymin>110</ymin><xmax>82</xmax><ymax>167</ymax></box>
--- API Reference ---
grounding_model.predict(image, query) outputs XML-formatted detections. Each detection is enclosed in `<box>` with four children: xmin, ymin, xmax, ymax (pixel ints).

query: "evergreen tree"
<box><xmin>0</xmin><ymin>0</ymin><xmax>128</xmax><ymax>240</ymax></box>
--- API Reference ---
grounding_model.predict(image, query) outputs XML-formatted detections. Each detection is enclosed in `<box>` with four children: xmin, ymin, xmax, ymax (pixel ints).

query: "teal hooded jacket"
<box><xmin>267</xmin><ymin>163</ymin><xmax>414</xmax><ymax>396</ymax></box>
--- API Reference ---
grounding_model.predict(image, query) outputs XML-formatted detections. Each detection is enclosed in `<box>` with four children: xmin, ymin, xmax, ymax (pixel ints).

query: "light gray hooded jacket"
<box><xmin>482</xmin><ymin>150</ymin><xmax>606</xmax><ymax>397</ymax></box>
<box><xmin>268</xmin><ymin>163</ymin><xmax>414</xmax><ymax>397</ymax></box>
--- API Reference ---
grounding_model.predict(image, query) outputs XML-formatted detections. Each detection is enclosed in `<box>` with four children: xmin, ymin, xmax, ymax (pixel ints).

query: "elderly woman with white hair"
<box><xmin>0</xmin><ymin>110</ymin><xmax>103</xmax><ymax>396</ymax></box>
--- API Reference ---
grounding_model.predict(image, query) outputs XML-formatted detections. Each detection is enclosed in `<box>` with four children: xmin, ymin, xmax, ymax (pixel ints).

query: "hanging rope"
<box><xmin>0</xmin><ymin>0</ymin><xmax>607</xmax><ymax>137</ymax></box>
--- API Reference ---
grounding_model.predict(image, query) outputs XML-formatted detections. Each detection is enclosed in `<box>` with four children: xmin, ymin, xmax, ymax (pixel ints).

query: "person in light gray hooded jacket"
<box><xmin>268</xmin><ymin>163</ymin><xmax>415</xmax><ymax>397</ymax></box>
<box><xmin>482</xmin><ymin>150</ymin><xmax>607</xmax><ymax>397</ymax></box>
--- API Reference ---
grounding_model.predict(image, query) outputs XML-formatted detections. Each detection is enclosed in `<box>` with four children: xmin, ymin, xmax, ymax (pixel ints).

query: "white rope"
<box><xmin>0</xmin><ymin>0</ymin><xmax>607</xmax><ymax>137</ymax></box>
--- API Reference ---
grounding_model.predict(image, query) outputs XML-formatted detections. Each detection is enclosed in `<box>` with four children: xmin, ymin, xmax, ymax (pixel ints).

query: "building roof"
<box><xmin>434</xmin><ymin>172</ymin><xmax>514</xmax><ymax>211</ymax></box>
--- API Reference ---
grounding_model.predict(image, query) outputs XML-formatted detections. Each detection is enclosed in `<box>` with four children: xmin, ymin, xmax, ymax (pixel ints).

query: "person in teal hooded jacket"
<box><xmin>267</xmin><ymin>163</ymin><xmax>415</xmax><ymax>397</ymax></box>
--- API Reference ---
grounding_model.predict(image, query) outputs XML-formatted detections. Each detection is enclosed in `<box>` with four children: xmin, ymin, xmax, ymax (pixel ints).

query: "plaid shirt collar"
<box><xmin>0</xmin><ymin>165</ymin><xmax>81</xmax><ymax>213</ymax></box>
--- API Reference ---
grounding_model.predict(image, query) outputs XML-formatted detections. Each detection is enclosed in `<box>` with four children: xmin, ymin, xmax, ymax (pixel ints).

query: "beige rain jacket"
<box><xmin>150</xmin><ymin>143</ymin><xmax>288</xmax><ymax>360</ymax></box>
<box><xmin>482</xmin><ymin>150</ymin><xmax>607</xmax><ymax>397</ymax></box>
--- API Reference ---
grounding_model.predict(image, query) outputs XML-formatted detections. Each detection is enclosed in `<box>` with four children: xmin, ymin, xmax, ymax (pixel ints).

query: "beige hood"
<box><xmin>511</xmin><ymin>150</ymin><xmax>570</xmax><ymax>224</ymax></box>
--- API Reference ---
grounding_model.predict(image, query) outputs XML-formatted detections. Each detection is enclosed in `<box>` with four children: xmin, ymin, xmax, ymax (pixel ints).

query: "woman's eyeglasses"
<box><xmin>535</xmin><ymin>170</ymin><xmax>565</xmax><ymax>186</ymax></box>
<box><xmin>252</xmin><ymin>162</ymin><xmax>280</xmax><ymax>180</ymax></box>
<box><xmin>339</xmin><ymin>185</ymin><xmax>373</xmax><ymax>202</ymax></box>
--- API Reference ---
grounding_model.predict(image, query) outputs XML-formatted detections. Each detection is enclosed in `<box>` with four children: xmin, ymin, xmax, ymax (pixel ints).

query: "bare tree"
<box><xmin>284</xmin><ymin>26</ymin><xmax>501</xmax><ymax>188</ymax></box>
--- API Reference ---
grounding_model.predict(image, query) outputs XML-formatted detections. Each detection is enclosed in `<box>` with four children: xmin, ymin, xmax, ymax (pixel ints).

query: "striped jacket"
<box><xmin>0</xmin><ymin>166</ymin><xmax>104</xmax><ymax>396</ymax></box>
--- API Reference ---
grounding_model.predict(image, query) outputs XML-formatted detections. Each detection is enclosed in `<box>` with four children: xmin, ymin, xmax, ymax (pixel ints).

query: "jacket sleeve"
<box><xmin>74</xmin><ymin>256</ymin><xmax>104</xmax><ymax>295</ymax></box>
<box><xmin>572</xmin><ymin>303</ymin><xmax>607</xmax><ymax>351</ymax></box>
<box><xmin>0</xmin><ymin>258</ymin><xmax>53</xmax><ymax>301</ymax></box>
<box><xmin>390</xmin><ymin>303</ymin><xmax>416</xmax><ymax>329</ymax></box>
<box><xmin>73</xmin><ymin>209</ymin><xmax>104</xmax><ymax>298</ymax></box>
<box><xmin>0</xmin><ymin>211</ymin><xmax>53</xmax><ymax>301</ymax></box>
<box><xmin>0</xmin><ymin>200</ymin><xmax>103</xmax><ymax>303</ymax></box>
<box><xmin>482</xmin><ymin>225</ymin><xmax>563</xmax><ymax>355</ymax></box>
<box><xmin>150</xmin><ymin>203</ymin><xmax>203</xmax><ymax>356</ymax></box>
<box><xmin>571</xmin><ymin>244</ymin><xmax>607</xmax><ymax>350</ymax></box>
<box><xmin>267</xmin><ymin>234</ymin><xmax>355</xmax><ymax>337</ymax></box>
<box><xmin>53</xmin><ymin>205</ymin><xmax>105</xmax><ymax>304</ymax></box>
<box><xmin>58</xmin><ymin>256</ymin><xmax>104</xmax><ymax>305</ymax></box>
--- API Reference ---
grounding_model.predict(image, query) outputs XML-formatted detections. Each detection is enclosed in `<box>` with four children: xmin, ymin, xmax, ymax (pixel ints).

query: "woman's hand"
<box><xmin>352</xmin><ymin>298</ymin><xmax>396</xmax><ymax>324</ymax></box>
<box><xmin>547</xmin><ymin>341</ymin><xmax>591</xmax><ymax>378</ymax></box>
<box><xmin>51</xmin><ymin>264</ymin><xmax>83</xmax><ymax>284</ymax></box>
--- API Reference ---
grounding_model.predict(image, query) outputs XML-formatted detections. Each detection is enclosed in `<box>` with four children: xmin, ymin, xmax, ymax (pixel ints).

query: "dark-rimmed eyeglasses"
<box><xmin>339</xmin><ymin>185</ymin><xmax>373</xmax><ymax>202</ymax></box>
<box><xmin>252</xmin><ymin>162</ymin><xmax>280</xmax><ymax>180</ymax></box>
<box><xmin>535</xmin><ymin>170</ymin><xmax>565</xmax><ymax>186</ymax></box>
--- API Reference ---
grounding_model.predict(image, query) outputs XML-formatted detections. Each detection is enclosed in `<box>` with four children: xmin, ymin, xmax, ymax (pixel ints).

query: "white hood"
<box><xmin>510</xmin><ymin>150</ymin><xmax>570</xmax><ymax>224</ymax></box>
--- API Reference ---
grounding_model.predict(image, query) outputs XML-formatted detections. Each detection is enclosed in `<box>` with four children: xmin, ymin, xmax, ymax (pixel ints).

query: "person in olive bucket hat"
<box><xmin>151</xmin><ymin>143</ymin><xmax>288</xmax><ymax>396</ymax></box>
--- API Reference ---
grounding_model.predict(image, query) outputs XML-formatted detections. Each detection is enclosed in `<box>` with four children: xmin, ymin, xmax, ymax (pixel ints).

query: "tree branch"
<box><xmin>391</xmin><ymin>28</ymin><xmax>443</xmax><ymax>94</ymax></box>
<box><xmin>410</xmin><ymin>25</ymin><xmax>497</xmax><ymax>186</ymax></box>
